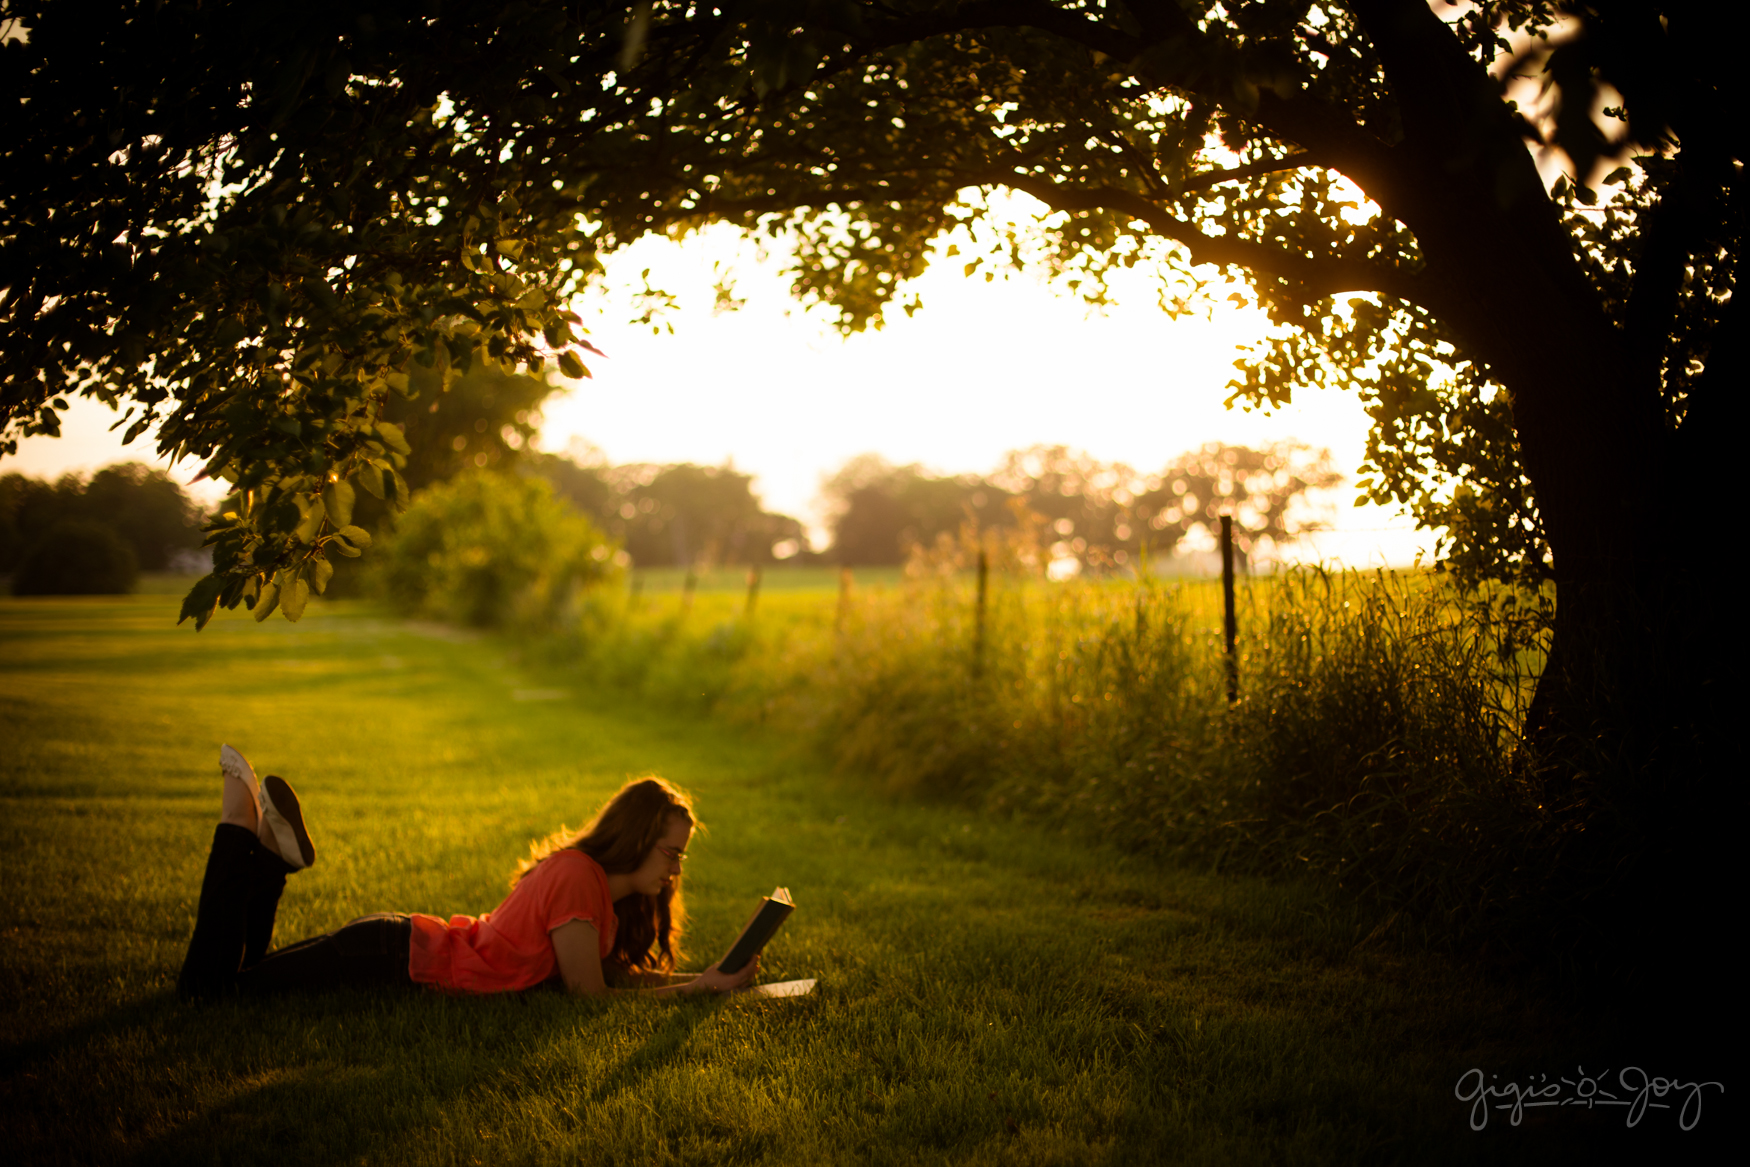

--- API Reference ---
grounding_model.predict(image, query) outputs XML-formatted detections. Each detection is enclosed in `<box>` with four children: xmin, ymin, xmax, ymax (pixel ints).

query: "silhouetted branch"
<box><xmin>994</xmin><ymin>170</ymin><xmax>1431</xmax><ymax>307</ymax></box>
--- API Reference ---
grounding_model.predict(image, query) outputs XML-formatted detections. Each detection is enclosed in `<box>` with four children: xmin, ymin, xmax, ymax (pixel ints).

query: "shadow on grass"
<box><xmin>2</xmin><ymin>987</ymin><xmax>564</xmax><ymax>1166</ymax></box>
<box><xmin>2</xmin><ymin>979</ymin><xmax>746</xmax><ymax>1167</ymax></box>
<box><xmin>586</xmin><ymin>999</ymin><xmax>717</xmax><ymax>1107</ymax></box>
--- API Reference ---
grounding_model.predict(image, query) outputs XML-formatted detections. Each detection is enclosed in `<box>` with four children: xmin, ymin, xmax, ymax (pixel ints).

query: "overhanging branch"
<box><xmin>1173</xmin><ymin>153</ymin><xmax>1316</xmax><ymax>195</ymax></box>
<box><xmin>862</xmin><ymin>0</ymin><xmax>1140</xmax><ymax>60</ymax></box>
<box><xmin>847</xmin><ymin>0</ymin><xmax>1417</xmax><ymax>238</ymax></box>
<box><xmin>991</xmin><ymin>170</ymin><xmax>1432</xmax><ymax>307</ymax></box>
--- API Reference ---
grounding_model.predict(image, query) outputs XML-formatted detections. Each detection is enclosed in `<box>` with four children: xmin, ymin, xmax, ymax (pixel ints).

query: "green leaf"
<box><xmin>254</xmin><ymin>579</ymin><xmax>281</xmax><ymax>621</ymax></box>
<box><xmin>356</xmin><ymin>463</ymin><xmax>386</xmax><ymax>499</ymax></box>
<box><xmin>337</xmin><ymin>524</ymin><xmax>373</xmax><ymax>549</ymax></box>
<box><xmin>280</xmin><ymin>576</ymin><xmax>310</xmax><ymax>622</ymax></box>
<box><xmin>322</xmin><ymin>479</ymin><xmax>356</xmax><ymax>527</ymax></box>
<box><xmin>329</xmin><ymin>536</ymin><xmax>363</xmax><ymax>558</ymax></box>
<box><xmin>558</xmin><ymin>350</ymin><xmax>587</xmax><ymax>379</ymax></box>
<box><xmin>387</xmin><ymin>469</ymin><xmax>411</xmax><ymax>514</ymax></box>
<box><xmin>309</xmin><ymin>555</ymin><xmax>335</xmax><ymax>595</ymax></box>
<box><xmin>178</xmin><ymin>574</ymin><xmax>225</xmax><ymax>629</ymax></box>
<box><xmin>376</xmin><ymin>422</ymin><xmax>410</xmax><ymax>455</ymax></box>
<box><xmin>293</xmin><ymin>496</ymin><xmax>327</xmax><ymax>543</ymax></box>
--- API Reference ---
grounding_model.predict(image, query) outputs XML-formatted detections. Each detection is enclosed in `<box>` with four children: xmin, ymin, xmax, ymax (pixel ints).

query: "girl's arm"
<box><xmin>549</xmin><ymin>920</ymin><xmax>760</xmax><ymax>996</ymax></box>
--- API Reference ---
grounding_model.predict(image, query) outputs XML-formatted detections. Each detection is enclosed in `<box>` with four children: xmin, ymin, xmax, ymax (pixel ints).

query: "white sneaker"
<box><xmin>219</xmin><ymin>744</ymin><xmax>261</xmax><ymax>829</ymax></box>
<box><xmin>259</xmin><ymin>773</ymin><xmax>316</xmax><ymax>871</ymax></box>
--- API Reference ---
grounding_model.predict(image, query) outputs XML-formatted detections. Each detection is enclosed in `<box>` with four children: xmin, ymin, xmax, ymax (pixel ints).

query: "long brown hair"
<box><xmin>514</xmin><ymin>777</ymin><xmax>695</xmax><ymax>978</ymax></box>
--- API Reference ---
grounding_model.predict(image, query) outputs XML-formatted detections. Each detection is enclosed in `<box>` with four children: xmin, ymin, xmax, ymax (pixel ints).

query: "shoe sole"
<box><xmin>261</xmin><ymin>774</ymin><xmax>316</xmax><ymax>869</ymax></box>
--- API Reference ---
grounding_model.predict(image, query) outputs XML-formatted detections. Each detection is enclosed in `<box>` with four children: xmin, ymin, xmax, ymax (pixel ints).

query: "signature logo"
<box><xmin>1455</xmin><ymin>1066</ymin><xmax>1724</xmax><ymax>1131</ymax></box>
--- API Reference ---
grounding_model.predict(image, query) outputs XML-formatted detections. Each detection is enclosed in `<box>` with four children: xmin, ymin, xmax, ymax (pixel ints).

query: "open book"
<box><xmin>718</xmin><ymin>886</ymin><xmax>794</xmax><ymax>975</ymax></box>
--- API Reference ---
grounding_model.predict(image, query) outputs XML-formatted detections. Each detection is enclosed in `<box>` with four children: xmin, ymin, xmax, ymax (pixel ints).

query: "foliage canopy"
<box><xmin>2</xmin><ymin>0</ymin><xmax>1735</xmax><ymax>732</ymax></box>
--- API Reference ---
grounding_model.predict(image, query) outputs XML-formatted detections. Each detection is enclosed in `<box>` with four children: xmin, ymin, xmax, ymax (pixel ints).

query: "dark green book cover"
<box><xmin>718</xmin><ymin>887</ymin><xmax>794</xmax><ymax>974</ymax></box>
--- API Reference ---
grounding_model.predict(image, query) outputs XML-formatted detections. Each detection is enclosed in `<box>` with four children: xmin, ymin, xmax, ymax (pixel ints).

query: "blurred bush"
<box><xmin>11</xmin><ymin>521</ymin><xmax>140</xmax><ymax>594</ymax></box>
<box><xmin>374</xmin><ymin>469</ymin><xmax>619</xmax><ymax>630</ymax></box>
<box><xmin>1</xmin><ymin>463</ymin><xmax>201</xmax><ymax>573</ymax></box>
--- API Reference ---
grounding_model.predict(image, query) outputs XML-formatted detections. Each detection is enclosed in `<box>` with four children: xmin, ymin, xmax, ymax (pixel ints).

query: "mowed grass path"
<box><xmin>2</xmin><ymin>591</ymin><xmax>1623</xmax><ymax>1165</ymax></box>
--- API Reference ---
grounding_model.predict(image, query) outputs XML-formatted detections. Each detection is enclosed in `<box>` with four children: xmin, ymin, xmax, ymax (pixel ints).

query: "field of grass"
<box><xmin>0</xmin><ymin>587</ymin><xmax>1697</xmax><ymax>1164</ymax></box>
<box><xmin>556</xmin><ymin>563</ymin><xmax>1567</xmax><ymax>955</ymax></box>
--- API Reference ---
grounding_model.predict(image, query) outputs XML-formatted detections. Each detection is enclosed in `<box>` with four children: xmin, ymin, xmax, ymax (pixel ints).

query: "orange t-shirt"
<box><xmin>407</xmin><ymin>849</ymin><xmax>617</xmax><ymax>993</ymax></box>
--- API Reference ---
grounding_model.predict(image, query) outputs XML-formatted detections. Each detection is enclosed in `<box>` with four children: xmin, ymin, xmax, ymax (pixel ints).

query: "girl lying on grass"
<box><xmin>177</xmin><ymin>747</ymin><xmax>759</xmax><ymax>998</ymax></box>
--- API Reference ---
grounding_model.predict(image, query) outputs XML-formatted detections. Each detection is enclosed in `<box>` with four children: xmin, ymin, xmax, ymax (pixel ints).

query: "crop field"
<box><xmin>0</xmin><ymin>585</ymin><xmax>1670</xmax><ymax>1165</ymax></box>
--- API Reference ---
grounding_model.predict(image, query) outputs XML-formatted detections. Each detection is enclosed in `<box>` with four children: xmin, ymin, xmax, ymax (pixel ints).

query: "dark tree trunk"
<box><xmin>1349</xmin><ymin>0</ymin><xmax>1704</xmax><ymax>783</ymax></box>
<box><xmin>1345</xmin><ymin>5</ymin><xmax>1734</xmax><ymax>1026</ymax></box>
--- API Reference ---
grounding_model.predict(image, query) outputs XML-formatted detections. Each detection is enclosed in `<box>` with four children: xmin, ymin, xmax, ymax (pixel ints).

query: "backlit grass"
<box><xmin>0</xmin><ymin>588</ymin><xmax>1664</xmax><ymax>1164</ymax></box>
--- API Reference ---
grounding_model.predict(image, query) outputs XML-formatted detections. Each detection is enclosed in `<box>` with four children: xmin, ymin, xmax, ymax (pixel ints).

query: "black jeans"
<box><xmin>178</xmin><ymin>824</ymin><xmax>414</xmax><ymax>998</ymax></box>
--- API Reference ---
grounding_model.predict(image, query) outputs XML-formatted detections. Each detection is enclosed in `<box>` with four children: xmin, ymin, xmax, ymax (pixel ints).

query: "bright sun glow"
<box><xmin>9</xmin><ymin>200</ymin><xmax>1433</xmax><ymax>568</ymax></box>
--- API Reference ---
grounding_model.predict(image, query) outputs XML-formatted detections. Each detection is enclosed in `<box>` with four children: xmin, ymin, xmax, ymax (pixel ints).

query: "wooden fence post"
<box><xmin>745</xmin><ymin>565</ymin><xmax>762</xmax><ymax>617</ymax></box>
<box><xmin>1221</xmin><ymin>515</ymin><xmax>1238</xmax><ymax>705</ymax></box>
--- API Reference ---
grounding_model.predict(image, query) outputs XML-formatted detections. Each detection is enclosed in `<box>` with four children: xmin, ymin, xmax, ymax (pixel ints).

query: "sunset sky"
<box><xmin>8</xmin><ymin>203</ymin><xmax>1434</xmax><ymax>567</ymax></box>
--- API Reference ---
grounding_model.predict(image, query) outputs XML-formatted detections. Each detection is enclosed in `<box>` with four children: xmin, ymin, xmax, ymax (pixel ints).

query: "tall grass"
<box><xmin>548</xmin><ymin>556</ymin><xmax>1573</xmax><ymax>954</ymax></box>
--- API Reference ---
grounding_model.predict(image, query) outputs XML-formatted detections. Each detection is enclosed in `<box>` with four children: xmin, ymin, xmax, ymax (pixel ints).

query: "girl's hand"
<box><xmin>686</xmin><ymin>955</ymin><xmax>761</xmax><ymax>994</ymax></box>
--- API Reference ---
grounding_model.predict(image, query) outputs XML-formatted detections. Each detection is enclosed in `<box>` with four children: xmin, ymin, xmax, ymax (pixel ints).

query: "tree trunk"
<box><xmin>1346</xmin><ymin>0</ymin><xmax>1698</xmax><ymax>780</ymax></box>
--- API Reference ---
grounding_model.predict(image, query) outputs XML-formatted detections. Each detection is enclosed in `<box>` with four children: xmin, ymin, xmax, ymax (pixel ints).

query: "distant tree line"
<box><xmin>2</xmin><ymin>437</ymin><xmax>1340</xmax><ymax>592</ymax></box>
<box><xmin>257</xmin><ymin>362</ymin><xmax>1339</xmax><ymax>575</ymax></box>
<box><xmin>517</xmin><ymin>438</ymin><xmax>1339</xmax><ymax>573</ymax></box>
<box><xmin>528</xmin><ymin>453</ymin><xmax>807</xmax><ymax>570</ymax></box>
<box><xmin>820</xmin><ymin>443</ymin><xmax>1341</xmax><ymax>571</ymax></box>
<box><xmin>1</xmin><ymin>463</ymin><xmax>204</xmax><ymax>593</ymax></box>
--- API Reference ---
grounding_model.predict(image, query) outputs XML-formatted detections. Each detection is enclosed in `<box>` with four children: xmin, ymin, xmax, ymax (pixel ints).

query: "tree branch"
<box><xmin>852</xmin><ymin>0</ymin><xmax>1415</xmax><ymax>238</ymax></box>
<box><xmin>679</xmin><ymin>184</ymin><xmax>937</xmax><ymax>222</ymax></box>
<box><xmin>862</xmin><ymin>0</ymin><xmax>1140</xmax><ymax>60</ymax></box>
<box><xmin>1344</xmin><ymin>0</ymin><xmax>1548</xmax><ymax>222</ymax></box>
<box><xmin>990</xmin><ymin>170</ymin><xmax>1433</xmax><ymax>308</ymax></box>
<box><xmin>1172</xmin><ymin>152</ymin><xmax>1316</xmax><ymax>195</ymax></box>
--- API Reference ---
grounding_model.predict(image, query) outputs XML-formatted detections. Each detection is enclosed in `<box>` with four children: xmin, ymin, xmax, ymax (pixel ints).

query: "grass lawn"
<box><xmin>0</xmin><ymin>588</ymin><xmax>1693</xmax><ymax>1164</ymax></box>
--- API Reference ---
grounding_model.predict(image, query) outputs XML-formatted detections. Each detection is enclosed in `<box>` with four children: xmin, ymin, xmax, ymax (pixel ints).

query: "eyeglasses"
<box><xmin>655</xmin><ymin>844</ymin><xmax>688</xmax><ymax>865</ymax></box>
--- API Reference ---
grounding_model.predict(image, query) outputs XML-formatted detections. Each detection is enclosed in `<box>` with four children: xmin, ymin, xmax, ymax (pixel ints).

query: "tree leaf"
<box><xmin>178</xmin><ymin>574</ymin><xmax>225</xmax><ymax>629</ymax></box>
<box><xmin>254</xmin><ymin>579</ymin><xmax>281</xmax><ymax>621</ymax></box>
<box><xmin>356</xmin><ymin>464</ymin><xmax>386</xmax><ymax>499</ymax></box>
<box><xmin>280</xmin><ymin>577</ymin><xmax>310</xmax><ymax>621</ymax></box>
<box><xmin>309</xmin><ymin>555</ymin><xmax>334</xmax><ymax>594</ymax></box>
<box><xmin>376</xmin><ymin>422</ymin><xmax>410</xmax><ymax>455</ymax></box>
<box><xmin>387</xmin><ymin>469</ymin><xmax>411</xmax><ymax>514</ymax></box>
<box><xmin>293</xmin><ymin>496</ymin><xmax>327</xmax><ymax>543</ymax></box>
<box><xmin>322</xmin><ymin>479</ymin><xmax>356</xmax><ymax>527</ymax></box>
<box><xmin>337</xmin><ymin>524</ymin><xmax>373</xmax><ymax>549</ymax></box>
